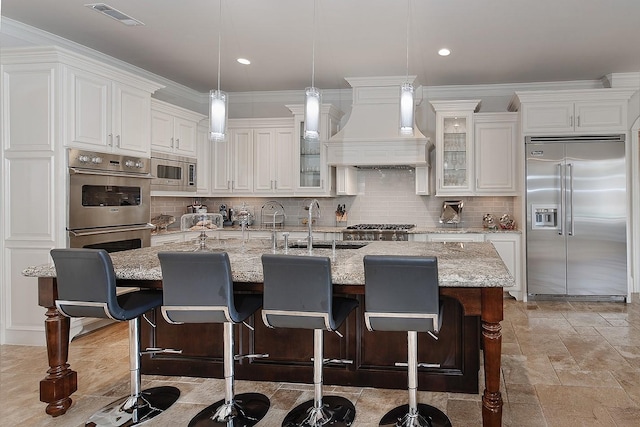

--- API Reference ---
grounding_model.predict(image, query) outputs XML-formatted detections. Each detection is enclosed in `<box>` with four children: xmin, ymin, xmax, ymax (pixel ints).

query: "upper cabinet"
<box><xmin>287</xmin><ymin>104</ymin><xmax>344</xmax><ymax>196</ymax></box>
<box><xmin>430</xmin><ymin>100</ymin><xmax>480</xmax><ymax>196</ymax></box>
<box><xmin>151</xmin><ymin>99</ymin><xmax>204</xmax><ymax>157</ymax></box>
<box><xmin>510</xmin><ymin>89</ymin><xmax>635</xmax><ymax>135</ymax></box>
<box><xmin>67</xmin><ymin>67</ymin><xmax>156</xmax><ymax>156</ymax></box>
<box><xmin>431</xmin><ymin>101</ymin><xmax>518</xmax><ymax>196</ymax></box>
<box><xmin>474</xmin><ymin>113</ymin><xmax>518</xmax><ymax>195</ymax></box>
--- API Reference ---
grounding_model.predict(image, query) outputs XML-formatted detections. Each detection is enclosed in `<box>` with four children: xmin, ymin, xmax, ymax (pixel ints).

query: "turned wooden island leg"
<box><xmin>481</xmin><ymin>287</ymin><xmax>504</xmax><ymax>427</ymax></box>
<box><xmin>38</xmin><ymin>278</ymin><xmax>77</xmax><ymax>417</ymax></box>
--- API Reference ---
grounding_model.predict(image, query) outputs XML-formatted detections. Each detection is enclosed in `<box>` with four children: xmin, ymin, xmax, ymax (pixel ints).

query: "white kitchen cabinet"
<box><xmin>1</xmin><ymin>46</ymin><xmax>163</xmax><ymax>345</ymax></box>
<box><xmin>67</xmin><ymin>67</ymin><xmax>155</xmax><ymax>156</ymax></box>
<box><xmin>253</xmin><ymin>127</ymin><xmax>295</xmax><ymax>194</ymax></box>
<box><xmin>474</xmin><ymin>113</ymin><xmax>518</xmax><ymax>195</ymax></box>
<box><xmin>150</xmin><ymin>99</ymin><xmax>204</xmax><ymax>157</ymax></box>
<box><xmin>430</xmin><ymin>100</ymin><xmax>480</xmax><ymax>196</ymax></box>
<box><xmin>485</xmin><ymin>233</ymin><xmax>522</xmax><ymax>301</ymax></box>
<box><xmin>287</xmin><ymin>104</ymin><xmax>344</xmax><ymax>196</ymax></box>
<box><xmin>511</xmin><ymin>89</ymin><xmax>634</xmax><ymax>135</ymax></box>
<box><xmin>212</xmin><ymin>127</ymin><xmax>254</xmax><ymax>194</ymax></box>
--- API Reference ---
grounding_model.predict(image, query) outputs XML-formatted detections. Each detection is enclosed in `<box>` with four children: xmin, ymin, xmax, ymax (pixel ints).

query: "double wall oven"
<box><xmin>67</xmin><ymin>149</ymin><xmax>153</xmax><ymax>252</ymax></box>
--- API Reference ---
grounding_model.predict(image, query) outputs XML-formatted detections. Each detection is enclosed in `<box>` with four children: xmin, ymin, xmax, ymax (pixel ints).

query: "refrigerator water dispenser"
<box><xmin>532</xmin><ymin>206</ymin><xmax>558</xmax><ymax>229</ymax></box>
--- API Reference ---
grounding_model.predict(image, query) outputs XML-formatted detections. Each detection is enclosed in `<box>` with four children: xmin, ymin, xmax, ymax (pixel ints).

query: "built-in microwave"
<box><xmin>150</xmin><ymin>152</ymin><xmax>197</xmax><ymax>192</ymax></box>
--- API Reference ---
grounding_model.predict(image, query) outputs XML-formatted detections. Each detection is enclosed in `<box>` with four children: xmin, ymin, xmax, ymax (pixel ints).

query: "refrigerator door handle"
<box><xmin>558</xmin><ymin>163</ymin><xmax>564</xmax><ymax>236</ymax></box>
<box><xmin>568</xmin><ymin>163</ymin><xmax>574</xmax><ymax>236</ymax></box>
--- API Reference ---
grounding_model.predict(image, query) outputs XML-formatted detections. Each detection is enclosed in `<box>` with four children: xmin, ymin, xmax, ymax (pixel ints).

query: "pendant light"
<box><xmin>399</xmin><ymin>0</ymin><xmax>414</xmax><ymax>136</ymax></box>
<box><xmin>209</xmin><ymin>0</ymin><xmax>227</xmax><ymax>142</ymax></box>
<box><xmin>304</xmin><ymin>0</ymin><xmax>321</xmax><ymax>141</ymax></box>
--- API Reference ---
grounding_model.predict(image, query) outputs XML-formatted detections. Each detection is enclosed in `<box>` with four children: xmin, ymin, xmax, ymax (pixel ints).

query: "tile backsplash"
<box><xmin>151</xmin><ymin>169</ymin><xmax>514</xmax><ymax>229</ymax></box>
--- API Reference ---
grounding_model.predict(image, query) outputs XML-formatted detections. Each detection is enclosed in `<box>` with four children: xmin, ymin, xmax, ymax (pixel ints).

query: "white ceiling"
<box><xmin>2</xmin><ymin>0</ymin><xmax>640</xmax><ymax>93</ymax></box>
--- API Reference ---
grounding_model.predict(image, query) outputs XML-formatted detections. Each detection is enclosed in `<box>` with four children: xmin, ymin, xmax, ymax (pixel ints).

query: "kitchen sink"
<box><xmin>288</xmin><ymin>241</ymin><xmax>369</xmax><ymax>249</ymax></box>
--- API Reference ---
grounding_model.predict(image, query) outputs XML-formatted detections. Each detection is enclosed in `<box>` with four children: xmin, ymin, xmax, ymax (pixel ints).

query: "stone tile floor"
<box><xmin>2</xmin><ymin>293</ymin><xmax>640</xmax><ymax>426</ymax></box>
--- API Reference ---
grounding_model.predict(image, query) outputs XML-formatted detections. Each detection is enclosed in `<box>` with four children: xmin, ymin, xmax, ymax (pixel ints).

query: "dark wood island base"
<box><xmin>36</xmin><ymin>277</ymin><xmax>504</xmax><ymax>427</ymax></box>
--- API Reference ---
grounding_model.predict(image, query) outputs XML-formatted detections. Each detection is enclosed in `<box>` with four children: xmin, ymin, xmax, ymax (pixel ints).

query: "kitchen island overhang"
<box><xmin>26</xmin><ymin>240</ymin><xmax>513</xmax><ymax>427</ymax></box>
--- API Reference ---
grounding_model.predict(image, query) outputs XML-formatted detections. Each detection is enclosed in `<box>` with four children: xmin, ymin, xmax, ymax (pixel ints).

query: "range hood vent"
<box><xmin>326</xmin><ymin>76</ymin><xmax>430</xmax><ymax>167</ymax></box>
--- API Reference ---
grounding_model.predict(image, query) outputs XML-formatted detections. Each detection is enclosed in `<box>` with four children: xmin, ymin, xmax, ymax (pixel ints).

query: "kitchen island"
<box><xmin>25</xmin><ymin>240</ymin><xmax>513</xmax><ymax>427</ymax></box>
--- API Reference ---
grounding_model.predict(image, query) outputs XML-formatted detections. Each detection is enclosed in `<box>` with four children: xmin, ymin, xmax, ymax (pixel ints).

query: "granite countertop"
<box><xmin>152</xmin><ymin>226</ymin><xmax>520</xmax><ymax>236</ymax></box>
<box><xmin>23</xmin><ymin>241</ymin><xmax>514</xmax><ymax>289</ymax></box>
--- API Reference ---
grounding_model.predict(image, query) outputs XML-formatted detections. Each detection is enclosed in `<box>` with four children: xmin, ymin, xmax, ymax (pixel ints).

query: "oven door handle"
<box><xmin>69</xmin><ymin>167</ymin><xmax>154</xmax><ymax>179</ymax></box>
<box><xmin>68</xmin><ymin>224</ymin><xmax>155</xmax><ymax>237</ymax></box>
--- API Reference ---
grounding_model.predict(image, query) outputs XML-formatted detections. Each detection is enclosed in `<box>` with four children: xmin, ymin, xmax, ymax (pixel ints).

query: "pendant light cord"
<box><xmin>405</xmin><ymin>0</ymin><xmax>410</xmax><ymax>82</ymax></box>
<box><xmin>311</xmin><ymin>0</ymin><xmax>316</xmax><ymax>87</ymax></box>
<box><xmin>217</xmin><ymin>0</ymin><xmax>222</xmax><ymax>91</ymax></box>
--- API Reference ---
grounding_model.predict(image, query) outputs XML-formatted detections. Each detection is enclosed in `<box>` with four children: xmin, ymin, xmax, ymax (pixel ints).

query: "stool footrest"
<box><xmin>234</xmin><ymin>353</ymin><xmax>269</xmax><ymax>361</ymax></box>
<box><xmin>141</xmin><ymin>347</ymin><xmax>183</xmax><ymax>355</ymax></box>
<box><xmin>394</xmin><ymin>362</ymin><xmax>440</xmax><ymax>368</ymax></box>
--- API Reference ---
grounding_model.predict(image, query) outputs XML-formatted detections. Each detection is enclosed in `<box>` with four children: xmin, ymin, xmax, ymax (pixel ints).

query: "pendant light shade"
<box><xmin>400</xmin><ymin>0</ymin><xmax>414</xmax><ymax>136</ymax></box>
<box><xmin>400</xmin><ymin>82</ymin><xmax>414</xmax><ymax>136</ymax></box>
<box><xmin>209</xmin><ymin>89</ymin><xmax>228</xmax><ymax>142</ymax></box>
<box><xmin>209</xmin><ymin>0</ymin><xmax>227</xmax><ymax>142</ymax></box>
<box><xmin>304</xmin><ymin>86</ymin><xmax>321</xmax><ymax>141</ymax></box>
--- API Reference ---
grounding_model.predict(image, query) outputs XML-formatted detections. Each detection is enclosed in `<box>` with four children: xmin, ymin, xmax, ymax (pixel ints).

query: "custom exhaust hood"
<box><xmin>326</xmin><ymin>76</ymin><xmax>430</xmax><ymax>168</ymax></box>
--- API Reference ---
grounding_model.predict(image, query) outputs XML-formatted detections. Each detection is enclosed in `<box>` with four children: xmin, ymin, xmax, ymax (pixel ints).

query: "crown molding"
<box><xmin>422</xmin><ymin>80</ymin><xmax>604</xmax><ymax>100</ymax></box>
<box><xmin>603</xmin><ymin>72</ymin><xmax>640</xmax><ymax>89</ymax></box>
<box><xmin>1</xmin><ymin>17</ymin><xmax>203</xmax><ymax>106</ymax></box>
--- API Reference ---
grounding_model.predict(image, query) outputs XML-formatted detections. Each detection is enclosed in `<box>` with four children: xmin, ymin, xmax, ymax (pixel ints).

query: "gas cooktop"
<box><xmin>345</xmin><ymin>224</ymin><xmax>415</xmax><ymax>230</ymax></box>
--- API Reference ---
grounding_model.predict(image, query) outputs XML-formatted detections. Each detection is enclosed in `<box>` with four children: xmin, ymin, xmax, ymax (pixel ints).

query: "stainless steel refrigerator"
<box><xmin>526</xmin><ymin>135</ymin><xmax>627</xmax><ymax>298</ymax></box>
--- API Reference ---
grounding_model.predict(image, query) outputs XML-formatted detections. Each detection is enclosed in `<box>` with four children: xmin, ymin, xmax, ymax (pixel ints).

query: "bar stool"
<box><xmin>158</xmin><ymin>251</ymin><xmax>270</xmax><ymax>427</ymax></box>
<box><xmin>261</xmin><ymin>254</ymin><xmax>359</xmax><ymax>427</ymax></box>
<box><xmin>50</xmin><ymin>248</ymin><xmax>180</xmax><ymax>426</ymax></box>
<box><xmin>363</xmin><ymin>255</ymin><xmax>452</xmax><ymax>427</ymax></box>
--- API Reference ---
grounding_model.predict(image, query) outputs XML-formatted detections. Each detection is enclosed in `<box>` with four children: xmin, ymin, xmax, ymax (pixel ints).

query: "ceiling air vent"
<box><xmin>85</xmin><ymin>3</ymin><xmax>145</xmax><ymax>26</ymax></box>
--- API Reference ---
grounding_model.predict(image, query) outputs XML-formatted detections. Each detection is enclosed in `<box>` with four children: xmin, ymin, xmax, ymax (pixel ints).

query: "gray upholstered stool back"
<box><xmin>363</xmin><ymin>255</ymin><xmax>440</xmax><ymax>333</ymax></box>
<box><xmin>50</xmin><ymin>248</ymin><xmax>122</xmax><ymax>319</ymax></box>
<box><xmin>261</xmin><ymin>254</ymin><xmax>337</xmax><ymax>331</ymax></box>
<box><xmin>158</xmin><ymin>251</ymin><xmax>241</xmax><ymax>324</ymax></box>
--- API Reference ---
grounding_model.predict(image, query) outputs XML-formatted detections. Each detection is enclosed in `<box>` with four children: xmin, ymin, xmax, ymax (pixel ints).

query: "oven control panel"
<box><xmin>69</xmin><ymin>149</ymin><xmax>150</xmax><ymax>175</ymax></box>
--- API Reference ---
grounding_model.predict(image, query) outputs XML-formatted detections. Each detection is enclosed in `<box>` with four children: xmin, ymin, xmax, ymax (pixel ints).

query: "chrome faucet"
<box><xmin>307</xmin><ymin>199</ymin><xmax>319</xmax><ymax>254</ymax></box>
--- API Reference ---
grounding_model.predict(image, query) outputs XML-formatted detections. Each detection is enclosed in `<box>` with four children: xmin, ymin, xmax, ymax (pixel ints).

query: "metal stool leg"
<box><xmin>86</xmin><ymin>317</ymin><xmax>180</xmax><ymax>426</ymax></box>
<box><xmin>282</xmin><ymin>329</ymin><xmax>356</xmax><ymax>427</ymax></box>
<box><xmin>379</xmin><ymin>331</ymin><xmax>451</xmax><ymax>427</ymax></box>
<box><xmin>188</xmin><ymin>322</ymin><xmax>270</xmax><ymax>427</ymax></box>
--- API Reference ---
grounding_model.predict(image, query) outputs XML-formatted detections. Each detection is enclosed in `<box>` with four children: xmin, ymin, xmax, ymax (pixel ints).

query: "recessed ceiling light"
<box><xmin>237</xmin><ymin>58</ymin><xmax>251</xmax><ymax>65</ymax></box>
<box><xmin>438</xmin><ymin>48</ymin><xmax>451</xmax><ymax>57</ymax></box>
<box><xmin>85</xmin><ymin>3</ymin><xmax>144</xmax><ymax>26</ymax></box>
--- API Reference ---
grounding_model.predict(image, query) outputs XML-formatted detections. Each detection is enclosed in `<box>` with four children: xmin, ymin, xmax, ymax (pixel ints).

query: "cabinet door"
<box><xmin>67</xmin><ymin>68</ymin><xmax>110</xmax><ymax>149</ymax></box>
<box><xmin>114</xmin><ymin>83</ymin><xmax>151</xmax><ymax>156</ymax></box>
<box><xmin>574</xmin><ymin>101</ymin><xmax>626</xmax><ymax>132</ymax></box>
<box><xmin>474</xmin><ymin>118</ymin><xmax>517</xmax><ymax>194</ymax></box>
<box><xmin>253</xmin><ymin>129</ymin><xmax>276</xmax><ymax>193</ymax></box>
<box><xmin>150</xmin><ymin>109</ymin><xmax>174</xmax><ymax>153</ymax></box>
<box><xmin>211</xmin><ymin>136</ymin><xmax>232</xmax><ymax>193</ymax></box>
<box><xmin>274</xmin><ymin>128</ymin><xmax>295</xmax><ymax>192</ymax></box>
<box><xmin>230</xmin><ymin>128</ymin><xmax>253</xmax><ymax>193</ymax></box>
<box><xmin>485</xmin><ymin>234</ymin><xmax>522</xmax><ymax>300</ymax></box>
<box><xmin>174</xmin><ymin>117</ymin><xmax>197</xmax><ymax>156</ymax></box>
<box><xmin>521</xmin><ymin>102</ymin><xmax>573</xmax><ymax>133</ymax></box>
<box><xmin>437</xmin><ymin>113</ymin><xmax>474</xmax><ymax>195</ymax></box>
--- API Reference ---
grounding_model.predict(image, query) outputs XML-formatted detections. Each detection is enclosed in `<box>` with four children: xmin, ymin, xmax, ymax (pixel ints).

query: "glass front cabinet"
<box><xmin>430</xmin><ymin>100</ymin><xmax>480</xmax><ymax>196</ymax></box>
<box><xmin>287</xmin><ymin>104</ymin><xmax>344</xmax><ymax>196</ymax></box>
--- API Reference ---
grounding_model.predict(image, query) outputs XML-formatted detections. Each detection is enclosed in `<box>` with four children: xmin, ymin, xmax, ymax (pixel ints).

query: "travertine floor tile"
<box><xmin>4</xmin><ymin>292</ymin><xmax>640</xmax><ymax>426</ymax></box>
